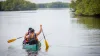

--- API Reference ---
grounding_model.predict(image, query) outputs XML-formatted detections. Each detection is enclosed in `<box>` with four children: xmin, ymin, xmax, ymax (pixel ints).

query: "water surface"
<box><xmin>0</xmin><ymin>9</ymin><xmax>100</xmax><ymax>56</ymax></box>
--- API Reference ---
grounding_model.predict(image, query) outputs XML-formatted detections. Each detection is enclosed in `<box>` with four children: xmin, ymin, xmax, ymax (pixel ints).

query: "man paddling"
<box><xmin>24</xmin><ymin>25</ymin><xmax>42</xmax><ymax>44</ymax></box>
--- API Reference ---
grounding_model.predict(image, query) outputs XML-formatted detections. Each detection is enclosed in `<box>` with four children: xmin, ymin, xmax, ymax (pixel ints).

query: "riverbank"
<box><xmin>71</xmin><ymin>11</ymin><xmax>100</xmax><ymax>18</ymax></box>
<box><xmin>70</xmin><ymin>0</ymin><xmax>100</xmax><ymax>17</ymax></box>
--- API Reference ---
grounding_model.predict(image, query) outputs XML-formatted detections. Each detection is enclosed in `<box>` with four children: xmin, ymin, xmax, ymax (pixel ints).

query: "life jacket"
<box><xmin>24</xmin><ymin>32</ymin><xmax>38</xmax><ymax>44</ymax></box>
<box><xmin>29</xmin><ymin>33</ymin><xmax>38</xmax><ymax>41</ymax></box>
<box><xmin>28</xmin><ymin>33</ymin><xmax>38</xmax><ymax>45</ymax></box>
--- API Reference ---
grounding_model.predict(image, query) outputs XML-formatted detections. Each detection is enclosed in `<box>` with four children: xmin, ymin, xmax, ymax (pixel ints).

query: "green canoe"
<box><xmin>23</xmin><ymin>41</ymin><xmax>41</xmax><ymax>51</ymax></box>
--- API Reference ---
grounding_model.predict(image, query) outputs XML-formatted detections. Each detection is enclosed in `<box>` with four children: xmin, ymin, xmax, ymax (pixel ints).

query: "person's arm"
<box><xmin>36</xmin><ymin>25</ymin><xmax>42</xmax><ymax>36</ymax></box>
<box><xmin>24</xmin><ymin>32</ymin><xmax>28</xmax><ymax>39</ymax></box>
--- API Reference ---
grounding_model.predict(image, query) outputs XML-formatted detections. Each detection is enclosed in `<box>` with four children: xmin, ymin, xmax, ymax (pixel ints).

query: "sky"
<box><xmin>0</xmin><ymin>0</ymin><xmax>71</xmax><ymax>3</ymax></box>
<box><xmin>26</xmin><ymin>0</ymin><xmax>71</xmax><ymax>3</ymax></box>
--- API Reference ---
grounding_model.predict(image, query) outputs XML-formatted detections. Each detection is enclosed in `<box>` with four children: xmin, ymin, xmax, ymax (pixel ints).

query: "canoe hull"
<box><xmin>23</xmin><ymin>41</ymin><xmax>41</xmax><ymax>51</ymax></box>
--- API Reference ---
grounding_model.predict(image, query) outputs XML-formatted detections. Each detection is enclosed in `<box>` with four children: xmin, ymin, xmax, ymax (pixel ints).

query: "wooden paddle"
<box><xmin>7</xmin><ymin>37</ymin><xmax>23</xmax><ymax>43</ymax></box>
<box><xmin>42</xmin><ymin>29</ymin><xmax>49</xmax><ymax>51</ymax></box>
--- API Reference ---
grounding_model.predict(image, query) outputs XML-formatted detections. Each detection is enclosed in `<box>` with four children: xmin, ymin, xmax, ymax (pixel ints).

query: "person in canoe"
<box><xmin>24</xmin><ymin>25</ymin><xmax>42</xmax><ymax>45</ymax></box>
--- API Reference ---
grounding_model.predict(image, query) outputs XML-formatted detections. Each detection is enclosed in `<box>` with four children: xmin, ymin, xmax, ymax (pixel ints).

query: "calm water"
<box><xmin>0</xmin><ymin>9</ymin><xmax>100</xmax><ymax>56</ymax></box>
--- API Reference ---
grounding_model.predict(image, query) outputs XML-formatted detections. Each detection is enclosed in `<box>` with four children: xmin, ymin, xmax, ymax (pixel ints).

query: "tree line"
<box><xmin>37</xmin><ymin>2</ymin><xmax>69</xmax><ymax>8</ymax></box>
<box><xmin>0</xmin><ymin>0</ymin><xmax>69</xmax><ymax>11</ymax></box>
<box><xmin>0</xmin><ymin>0</ymin><xmax>37</xmax><ymax>11</ymax></box>
<box><xmin>70</xmin><ymin>0</ymin><xmax>100</xmax><ymax>16</ymax></box>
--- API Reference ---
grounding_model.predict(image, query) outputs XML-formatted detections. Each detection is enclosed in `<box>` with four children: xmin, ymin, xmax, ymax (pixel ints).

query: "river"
<box><xmin>0</xmin><ymin>8</ymin><xmax>100</xmax><ymax>56</ymax></box>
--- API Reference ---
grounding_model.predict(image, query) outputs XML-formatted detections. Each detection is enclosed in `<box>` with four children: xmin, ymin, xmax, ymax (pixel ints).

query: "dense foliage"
<box><xmin>0</xmin><ymin>0</ymin><xmax>37</xmax><ymax>11</ymax></box>
<box><xmin>37</xmin><ymin>2</ymin><xmax>69</xmax><ymax>8</ymax></box>
<box><xmin>0</xmin><ymin>0</ymin><xmax>69</xmax><ymax>11</ymax></box>
<box><xmin>70</xmin><ymin>0</ymin><xmax>100</xmax><ymax>16</ymax></box>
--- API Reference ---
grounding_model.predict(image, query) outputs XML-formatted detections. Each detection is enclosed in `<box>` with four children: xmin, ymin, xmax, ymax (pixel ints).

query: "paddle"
<box><xmin>7</xmin><ymin>37</ymin><xmax>23</xmax><ymax>43</ymax></box>
<box><xmin>42</xmin><ymin>29</ymin><xmax>49</xmax><ymax>51</ymax></box>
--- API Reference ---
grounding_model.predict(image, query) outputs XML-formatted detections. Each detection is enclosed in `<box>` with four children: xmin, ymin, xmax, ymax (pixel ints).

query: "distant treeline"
<box><xmin>70</xmin><ymin>0</ymin><xmax>100</xmax><ymax>16</ymax></box>
<box><xmin>37</xmin><ymin>2</ymin><xmax>69</xmax><ymax>8</ymax></box>
<box><xmin>0</xmin><ymin>0</ymin><xmax>69</xmax><ymax>11</ymax></box>
<box><xmin>0</xmin><ymin>0</ymin><xmax>37</xmax><ymax>11</ymax></box>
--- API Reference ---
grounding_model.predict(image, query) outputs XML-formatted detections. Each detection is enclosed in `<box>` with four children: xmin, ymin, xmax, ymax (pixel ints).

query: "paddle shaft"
<box><xmin>17</xmin><ymin>37</ymin><xmax>23</xmax><ymax>39</ymax></box>
<box><xmin>42</xmin><ymin>29</ymin><xmax>46</xmax><ymax>40</ymax></box>
<box><xmin>42</xmin><ymin>28</ymin><xmax>49</xmax><ymax>51</ymax></box>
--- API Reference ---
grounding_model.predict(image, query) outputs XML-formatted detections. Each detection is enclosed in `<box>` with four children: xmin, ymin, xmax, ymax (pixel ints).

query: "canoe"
<box><xmin>23</xmin><ymin>41</ymin><xmax>41</xmax><ymax>51</ymax></box>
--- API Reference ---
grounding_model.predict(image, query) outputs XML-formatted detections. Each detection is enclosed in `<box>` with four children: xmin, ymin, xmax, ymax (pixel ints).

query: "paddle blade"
<box><xmin>45</xmin><ymin>40</ymin><xmax>49</xmax><ymax>51</ymax></box>
<box><xmin>7</xmin><ymin>38</ymin><xmax>16</xmax><ymax>43</ymax></box>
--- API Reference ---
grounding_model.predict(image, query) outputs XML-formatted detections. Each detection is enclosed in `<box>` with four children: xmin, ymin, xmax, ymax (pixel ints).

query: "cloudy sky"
<box><xmin>27</xmin><ymin>0</ymin><xmax>71</xmax><ymax>3</ymax></box>
<box><xmin>0</xmin><ymin>0</ymin><xmax>71</xmax><ymax>3</ymax></box>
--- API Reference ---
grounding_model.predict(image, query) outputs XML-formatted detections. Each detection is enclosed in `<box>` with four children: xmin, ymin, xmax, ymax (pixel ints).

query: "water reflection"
<box><xmin>76</xmin><ymin>16</ymin><xmax>100</xmax><ymax>29</ymax></box>
<box><xmin>26</xmin><ymin>50</ymin><xmax>38</xmax><ymax>56</ymax></box>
